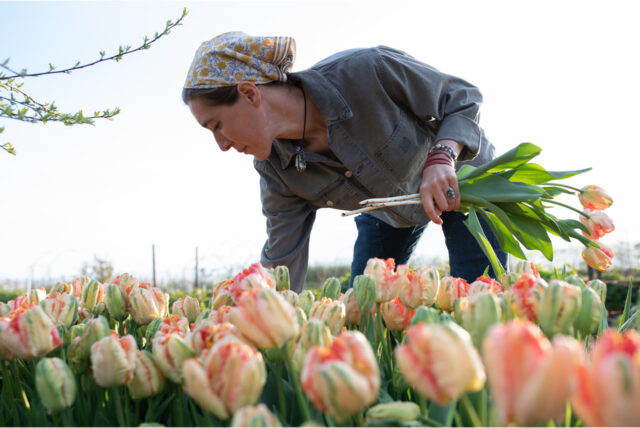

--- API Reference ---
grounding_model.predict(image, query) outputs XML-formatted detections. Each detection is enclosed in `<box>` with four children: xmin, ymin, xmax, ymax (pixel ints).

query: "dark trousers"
<box><xmin>349</xmin><ymin>211</ymin><xmax>508</xmax><ymax>287</ymax></box>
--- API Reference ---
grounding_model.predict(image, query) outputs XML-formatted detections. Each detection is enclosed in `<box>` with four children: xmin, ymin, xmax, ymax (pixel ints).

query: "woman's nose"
<box><xmin>214</xmin><ymin>132</ymin><xmax>232</xmax><ymax>151</ymax></box>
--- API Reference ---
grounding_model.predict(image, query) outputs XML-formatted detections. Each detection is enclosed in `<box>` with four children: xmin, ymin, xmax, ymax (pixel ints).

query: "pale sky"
<box><xmin>1</xmin><ymin>0</ymin><xmax>638</xmax><ymax>285</ymax></box>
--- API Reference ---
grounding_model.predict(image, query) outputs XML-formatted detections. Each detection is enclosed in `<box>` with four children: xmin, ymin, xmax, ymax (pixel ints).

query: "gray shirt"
<box><xmin>254</xmin><ymin>46</ymin><xmax>495</xmax><ymax>291</ymax></box>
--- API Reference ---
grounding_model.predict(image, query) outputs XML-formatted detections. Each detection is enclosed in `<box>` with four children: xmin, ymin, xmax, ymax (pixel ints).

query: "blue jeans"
<box><xmin>349</xmin><ymin>212</ymin><xmax>507</xmax><ymax>286</ymax></box>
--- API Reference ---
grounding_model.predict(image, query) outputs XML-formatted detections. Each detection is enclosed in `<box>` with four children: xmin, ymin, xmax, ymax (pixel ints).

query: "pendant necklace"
<box><xmin>295</xmin><ymin>86</ymin><xmax>307</xmax><ymax>172</ymax></box>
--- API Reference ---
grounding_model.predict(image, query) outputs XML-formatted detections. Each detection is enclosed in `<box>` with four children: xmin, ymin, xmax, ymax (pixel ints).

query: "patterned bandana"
<box><xmin>183</xmin><ymin>31</ymin><xmax>296</xmax><ymax>89</ymax></box>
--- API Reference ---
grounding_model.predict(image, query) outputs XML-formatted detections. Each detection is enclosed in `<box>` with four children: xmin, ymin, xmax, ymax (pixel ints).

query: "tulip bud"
<box><xmin>151</xmin><ymin>333</ymin><xmax>195</xmax><ymax>383</ymax></box>
<box><xmin>565</xmin><ymin>274</ymin><xmax>586</xmax><ymax>289</ymax></box>
<box><xmin>106</xmin><ymin>283</ymin><xmax>128</xmax><ymax>321</ymax></box>
<box><xmin>586</xmin><ymin>279</ymin><xmax>607</xmax><ymax>306</ymax></box>
<box><xmin>229</xmin><ymin>263</ymin><xmax>275</xmax><ymax>303</ymax></box>
<box><xmin>79</xmin><ymin>316</ymin><xmax>111</xmax><ymax>359</ymax></box>
<box><xmin>295</xmin><ymin>306</ymin><xmax>307</xmax><ymax>329</ymax></box>
<box><xmin>90</xmin><ymin>334</ymin><xmax>137</xmax><ymax>388</ymax></box>
<box><xmin>574</xmin><ymin>286</ymin><xmax>603</xmax><ymax>337</ymax></box>
<box><xmin>127</xmin><ymin>350</ymin><xmax>166</xmax><ymax>399</ymax></box>
<box><xmin>301</xmin><ymin>330</ymin><xmax>380</xmax><ymax>422</ymax></box>
<box><xmin>35</xmin><ymin>358</ymin><xmax>77</xmax><ymax>414</ymax></box>
<box><xmin>128</xmin><ymin>283</ymin><xmax>169</xmax><ymax>325</ymax></box>
<box><xmin>571</xmin><ymin>329</ymin><xmax>640</xmax><ymax>427</ymax></box>
<box><xmin>50</xmin><ymin>281</ymin><xmax>71</xmax><ymax>295</ymax></box>
<box><xmin>353</xmin><ymin>274</ymin><xmax>377</xmax><ymax>315</ymax></box>
<box><xmin>28</xmin><ymin>287</ymin><xmax>47</xmax><ymax>305</ymax></box>
<box><xmin>0</xmin><ymin>305</ymin><xmax>63</xmax><ymax>360</ymax></box>
<box><xmin>410</xmin><ymin>306</ymin><xmax>440</xmax><ymax>326</ymax></box>
<box><xmin>70</xmin><ymin>277</ymin><xmax>90</xmax><ymax>299</ymax></box>
<box><xmin>395</xmin><ymin>322</ymin><xmax>485</xmax><ymax>404</ymax></box>
<box><xmin>437</xmin><ymin>276</ymin><xmax>469</xmax><ymax>312</ymax></box>
<box><xmin>483</xmin><ymin>320</ymin><xmax>584</xmax><ymax>426</ymax></box>
<box><xmin>320</xmin><ymin>277</ymin><xmax>341</xmax><ymax>301</ymax></box>
<box><xmin>111</xmin><ymin>273</ymin><xmax>139</xmax><ymax>298</ymax></box>
<box><xmin>298</xmin><ymin>290</ymin><xmax>316</xmax><ymax>317</ymax></box>
<box><xmin>506</xmin><ymin>273</ymin><xmax>548</xmax><ymax>323</ymax></box>
<box><xmin>459</xmin><ymin>292</ymin><xmax>502</xmax><ymax>349</ymax></box>
<box><xmin>539</xmin><ymin>280</ymin><xmax>582</xmax><ymax>337</ymax></box>
<box><xmin>40</xmin><ymin>292</ymin><xmax>78</xmax><ymax>328</ymax></box>
<box><xmin>309</xmin><ymin>297</ymin><xmax>346</xmax><ymax>336</ymax></box>
<box><xmin>229</xmin><ymin>288</ymin><xmax>300</xmax><ymax>349</ymax></box>
<box><xmin>582</xmin><ymin>242</ymin><xmax>614</xmax><ymax>271</ymax></box>
<box><xmin>396</xmin><ymin>265</ymin><xmax>440</xmax><ymax>309</ymax></box>
<box><xmin>182</xmin><ymin>337</ymin><xmax>267</xmax><ymax>420</ymax></box>
<box><xmin>273</xmin><ymin>265</ymin><xmax>290</xmax><ymax>291</ymax></box>
<box><xmin>339</xmin><ymin>289</ymin><xmax>360</xmax><ymax>325</ymax></box>
<box><xmin>468</xmin><ymin>276</ymin><xmax>504</xmax><ymax>295</ymax></box>
<box><xmin>144</xmin><ymin>318</ymin><xmax>163</xmax><ymax>343</ymax></box>
<box><xmin>231</xmin><ymin>404</ymin><xmax>282</xmax><ymax>427</ymax></box>
<box><xmin>0</xmin><ymin>319</ymin><xmax>16</xmax><ymax>360</ymax></box>
<box><xmin>380</xmin><ymin>297</ymin><xmax>416</xmax><ymax>332</ymax></box>
<box><xmin>279</xmin><ymin>289</ymin><xmax>299</xmax><ymax>308</ymax></box>
<box><xmin>580</xmin><ymin>209</ymin><xmax>615</xmax><ymax>240</ymax></box>
<box><xmin>365</xmin><ymin>401</ymin><xmax>421</xmax><ymax>425</ymax></box>
<box><xmin>210</xmin><ymin>279</ymin><xmax>233</xmax><ymax>310</ymax></box>
<box><xmin>578</xmin><ymin>185</ymin><xmax>613</xmax><ymax>211</ymax></box>
<box><xmin>500</xmin><ymin>272</ymin><xmax>520</xmax><ymax>290</ymax></box>
<box><xmin>81</xmin><ymin>280</ymin><xmax>104</xmax><ymax>312</ymax></box>
<box><xmin>364</xmin><ymin>258</ymin><xmax>399</xmax><ymax>302</ymax></box>
<box><xmin>511</xmin><ymin>260</ymin><xmax>539</xmax><ymax>277</ymax></box>
<box><xmin>171</xmin><ymin>295</ymin><xmax>200</xmax><ymax>324</ymax></box>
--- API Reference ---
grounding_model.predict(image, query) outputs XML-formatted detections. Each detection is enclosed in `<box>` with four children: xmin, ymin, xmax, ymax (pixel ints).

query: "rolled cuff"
<box><xmin>435</xmin><ymin>114</ymin><xmax>482</xmax><ymax>161</ymax></box>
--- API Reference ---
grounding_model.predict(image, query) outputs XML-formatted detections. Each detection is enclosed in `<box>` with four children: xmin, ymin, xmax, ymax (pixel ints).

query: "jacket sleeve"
<box><xmin>372</xmin><ymin>46</ymin><xmax>484</xmax><ymax>161</ymax></box>
<box><xmin>256</xmin><ymin>161</ymin><xmax>316</xmax><ymax>293</ymax></box>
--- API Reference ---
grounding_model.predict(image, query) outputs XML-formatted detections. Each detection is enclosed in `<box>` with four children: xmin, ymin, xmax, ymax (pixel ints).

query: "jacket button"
<box><xmin>326</xmin><ymin>200</ymin><xmax>334</xmax><ymax>207</ymax></box>
<box><xmin>344</xmin><ymin>171</ymin><xmax>353</xmax><ymax>178</ymax></box>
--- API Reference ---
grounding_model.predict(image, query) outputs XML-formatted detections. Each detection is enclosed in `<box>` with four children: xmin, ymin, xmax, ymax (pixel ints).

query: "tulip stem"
<box><xmin>274</xmin><ymin>361</ymin><xmax>287</xmax><ymax>419</ymax></box>
<box><xmin>546</xmin><ymin>182</ymin><xmax>581</xmax><ymax>193</ymax></box>
<box><xmin>460</xmin><ymin>395</ymin><xmax>482</xmax><ymax>427</ymax></box>
<box><xmin>419</xmin><ymin>395</ymin><xmax>428</xmax><ymax>419</ymax></box>
<box><xmin>540</xmin><ymin>198</ymin><xmax>588</xmax><ymax>217</ymax></box>
<box><xmin>283</xmin><ymin>342</ymin><xmax>310</xmax><ymax>422</ymax></box>
<box><xmin>110</xmin><ymin>387</ymin><xmax>126</xmax><ymax>427</ymax></box>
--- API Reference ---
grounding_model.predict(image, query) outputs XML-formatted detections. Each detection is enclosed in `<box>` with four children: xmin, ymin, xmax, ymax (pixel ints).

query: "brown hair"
<box><xmin>181</xmin><ymin>78</ymin><xmax>297</xmax><ymax>107</ymax></box>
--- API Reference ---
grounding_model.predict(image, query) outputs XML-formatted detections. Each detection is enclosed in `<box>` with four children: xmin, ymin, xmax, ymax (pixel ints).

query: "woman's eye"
<box><xmin>212</xmin><ymin>123</ymin><xmax>221</xmax><ymax>132</ymax></box>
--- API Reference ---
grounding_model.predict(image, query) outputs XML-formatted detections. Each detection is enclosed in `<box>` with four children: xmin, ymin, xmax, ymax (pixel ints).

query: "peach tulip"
<box><xmin>40</xmin><ymin>292</ymin><xmax>78</xmax><ymax>328</ymax></box>
<box><xmin>1</xmin><ymin>305</ymin><xmax>62</xmax><ymax>360</ymax></box>
<box><xmin>80</xmin><ymin>280</ymin><xmax>105</xmax><ymax>312</ymax></box>
<box><xmin>69</xmin><ymin>277</ymin><xmax>90</xmax><ymax>299</ymax></box>
<box><xmin>582</xmin><ymin>242</ymin><xmax>614</xmax><ymax>271</ymax></box>
<box><xmin>229</xmin><ymin>288</ymin><xmax>300</xmax><ymax>349</ymax></box>
<box><xmin>0</xmin><ymin>318</ymin><xmax>16</xmax><ymax>360</ymax></box>
<box><xmin>363</xmin><ymin>258</ymin><xmax>399</xmax><ymax>302</ymax></box>
<box><xmin>578</xmin><ymin>185</ymin><xmax>613</xmax><ymax>211</ymax></box>
<box><xmin>580</xmin><ymin>209</ymin><xmax>615</xmax><ymax>241</ymax></box>
<box><xmin>506</xmin><ymin>273</ymin><xmax>548</xmax><ymax>322</ymax></box>
<box><xmin>538</xmin><ymin>279</ymin><xmax>582</xmax><ymax>337</ymax></box>
<box><xmin>90</xmin><ymin>334</ymin><xmax>137</xmax><ymax>388</ymax></box>
<box><xmin>35</xmin><ymin>357</ymin><xmax>77</xmax><ymax>414</ymax></box>
<box><xmin>127</xmin><ymin>350</ymin><xmax>166</xmax><ymax>399</ymax></box>
<box><xmin>231</xmin><ymin>404</ymin><xmax>282</xmax><ymax>427</ymax></box>
<box><xmin>339</xmin><ymin>289</ymin><xmax>360</xmax><ymax>325</ymax></box>
<box><xmin>436</xmin><ymin>276</ymin><xmax>469</xmax><ymax>312</ymax></box>
<box><xmin>571</xmin><ymin>329</ymin><xmax>640</xmax><ymax>427</ymax></box>
<box><xmin>110</xmin><ymin>273</ymin><xmax>139</xmax><ymax>298</ymax></box>
<box><xmin>182</xmin><ymin>337</ymin><xmax>267</xmax><ymax>420</ymax></box>
<box><xmin>128</xmin><ymin>283</ymin><xmax>169</xmax><ymax>325</ymax></box>
<box><xmin>188</xmin><ymin>320</ymin><xmax>254</xmax><ymax>356</ymax></box>
<box><xmin>397</xmin><ymin>265</ymin><xmax>440</xmax><ymax>309</ymax></box>
<box><xmin>27</xmin><ymin>287</ymin><xmax>47</xmax><ymax>304</ymax></box>
<box><xmin>228</xmin><ymin>263</ymin><xmax>275</xmax><ymax>303</ymax></box>
<box><xmin>380</xmin><ymin>297</ymin><xmax>416</xmax><ymax>332</ymax></box>
<box><xmin>171</xmin><ymin>295</ymin><xmax>201</xmax><ymax>323</ymax></box>
<box><xmin>468</xmin><ymin>276</ymin><xmax>504</xmax><ymax>295</ymax></box>
<box><xmin>301</xmin><ymin>330</ymin><xmax>380</xmax><ymax>422</ymax></box>
<box><xmin>308</xmin><ymin>297</ymin><xmax>346</xmax><ymax>335</ymax></box>
<box><xmin>482</xmin><ymin>319</ymin><xmax>583</xmax><ymax>426</ymax></box>
<box><xmin>151</xmin><ymin>332</ymin><xmax>195</xmax><ymax>383</ymax></box>
<box><xmin>395</xmin><ymin>322</ymin><xmax>485</xmax><ymax>404</ymax></box>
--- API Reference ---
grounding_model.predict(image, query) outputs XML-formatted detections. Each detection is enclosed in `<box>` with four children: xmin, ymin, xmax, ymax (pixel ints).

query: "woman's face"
<box><xmin>188</xmin><ymin>84</ymin><xmax>272</xmax><ymax>160</ymax></box>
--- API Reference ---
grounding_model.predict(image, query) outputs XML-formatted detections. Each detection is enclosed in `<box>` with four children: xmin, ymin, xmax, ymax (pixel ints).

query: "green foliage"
<box><xmin>0</xmin><ymin>7</ymin><xmax>188</xmax><ymax>154</ymax></box>
<box><xmin>0</xmin><ymin>288</ymin><xmax>24</xmax><ymax>303</ymax></box>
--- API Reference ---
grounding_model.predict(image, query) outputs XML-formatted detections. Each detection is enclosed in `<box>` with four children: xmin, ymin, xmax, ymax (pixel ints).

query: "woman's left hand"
<box><xmin>419</xmin><ymin>163</ymin><xmax>460</xmax><ymax>225</ymax></box>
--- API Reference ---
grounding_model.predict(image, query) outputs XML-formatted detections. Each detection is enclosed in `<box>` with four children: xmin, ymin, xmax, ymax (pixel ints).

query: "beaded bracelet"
<box><xmin>429</xmin><ymin>143</ymin><xmax>458</xmax><ymax>160</ymax></box>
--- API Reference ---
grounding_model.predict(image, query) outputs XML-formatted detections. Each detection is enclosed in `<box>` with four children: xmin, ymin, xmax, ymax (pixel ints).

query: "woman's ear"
<box><xmin>237</xmin><ymin>81</ymin><xmax>261</xmax><ymax>106</ymax></box>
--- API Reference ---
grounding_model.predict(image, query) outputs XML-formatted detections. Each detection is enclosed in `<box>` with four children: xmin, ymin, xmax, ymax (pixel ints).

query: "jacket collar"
<box><xmin>272</xmin><ymin>70</ymin><xmax>353</xmax><ymax>170</ymax></box>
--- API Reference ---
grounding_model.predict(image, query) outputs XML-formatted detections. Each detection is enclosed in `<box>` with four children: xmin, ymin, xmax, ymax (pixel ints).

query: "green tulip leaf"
<box><xmin>464</xmin><ymin>205</ymin><xmax>506</xmax><ymax>278</ymax></box>
<box><xmin>476</xmin><ymin>209</ymin><xmax>527</xmax><ymax>259</ymax></box>
<box><xmin>460</xmin><ymin>174</ymin><xmax>545</xmax><ymax>203</ymax></box>
<box><xmin>497</xmin><ymin>163</ymin><xmax>591</xmax><ymax>185</ymax></box>
<box><xmin>457</xmin><ymin>142</ymin><xmax>542</xmax><ymax>181</ymax></box>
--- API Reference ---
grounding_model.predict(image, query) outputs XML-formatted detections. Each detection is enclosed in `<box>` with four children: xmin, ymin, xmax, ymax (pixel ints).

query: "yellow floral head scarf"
<box><xmin>184</xmin><ymin>31</ymin><xmax>296</xmax><ymax>89</ymax></box>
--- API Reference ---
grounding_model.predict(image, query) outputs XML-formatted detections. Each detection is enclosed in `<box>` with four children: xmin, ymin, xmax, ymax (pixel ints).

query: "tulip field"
<box><xmin>1</xmin><ymin>251</ymin><xmax>638</xmax><ymax>427</ymax></box>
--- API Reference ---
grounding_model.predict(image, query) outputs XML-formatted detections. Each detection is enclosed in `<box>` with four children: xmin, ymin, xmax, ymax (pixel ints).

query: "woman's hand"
<box><xmin>420</xmin><ymin>163</ymin><xmax>460</xmax><ymax>225</ymax></box>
